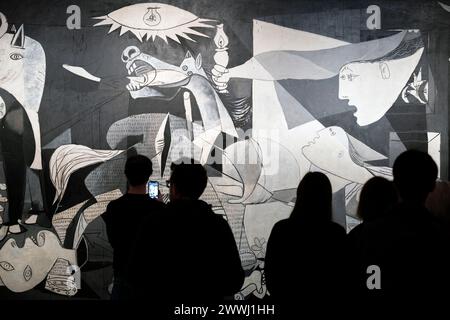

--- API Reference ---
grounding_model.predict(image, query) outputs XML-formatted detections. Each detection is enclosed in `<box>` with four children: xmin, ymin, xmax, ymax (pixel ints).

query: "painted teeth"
<box><xmin>127</xmin><ymin>63</ymin><xmax>138</xmax><ymax>75</ymax></box>
<box><xmin>135</xmin><ymin>66</ymin><xmax>147</xmax><ymax>75</ymax></box>
<box><xmin>127</xmin><ymin>61</ymin><xmax>153</xmax><ymax>77</ymax></box>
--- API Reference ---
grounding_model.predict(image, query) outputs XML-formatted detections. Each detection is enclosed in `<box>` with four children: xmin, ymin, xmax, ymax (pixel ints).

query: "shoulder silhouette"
<box><xmin>359</xmin><ymin>150</ymin><xmax>450</xmax><ymax>297</ymax></box>
<box><xmin>130</xmin><ymin>161</ymin><xmax>244</xmax><ymax>302</ymax></box>
<box><xmin>265</xmin><ymin>171</ymin><xmax>346</xmax><ymax>305</ymax></box>
<box><xmin>103</xmin><ymin>155</ymin><xmax>165</xmax><ymax>300</ymax></box>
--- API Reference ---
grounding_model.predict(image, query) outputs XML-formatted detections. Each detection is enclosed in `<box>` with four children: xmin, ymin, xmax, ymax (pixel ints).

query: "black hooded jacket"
<box><xmin>129</xmin><ymin>199</ymin><xmax>244</xmax><ymax>302</ymax></box>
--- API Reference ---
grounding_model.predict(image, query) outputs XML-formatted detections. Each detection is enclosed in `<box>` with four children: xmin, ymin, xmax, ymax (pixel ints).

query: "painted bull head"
<box><xmin>0</xmin><ymin>12</ymin><xmax>45</xmax><ymax>169</ymax></box>
<box><xmin>0</xmin><ymin>14</ymin><xmax>46</xmax><ymax>113</ymax></box>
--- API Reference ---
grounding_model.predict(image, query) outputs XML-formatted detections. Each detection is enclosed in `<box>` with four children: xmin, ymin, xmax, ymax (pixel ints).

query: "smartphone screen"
<box><xmin>148</xmin><ymin>181</ymin><xmax>159</xmax><ymax>199</ymax></box>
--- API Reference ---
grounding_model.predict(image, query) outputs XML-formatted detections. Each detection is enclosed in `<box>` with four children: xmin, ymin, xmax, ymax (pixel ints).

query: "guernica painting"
<box><xmin>0</xmin><ymin>0</ymin><xmax>448</xmax><ymax>299</ymax></box>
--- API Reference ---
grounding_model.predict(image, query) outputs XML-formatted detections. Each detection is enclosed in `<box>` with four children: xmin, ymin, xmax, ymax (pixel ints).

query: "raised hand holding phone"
<box><xmin>148</xmin><ymin>181</ymin><xmax>159</xmax><ymax>199</ymax></box>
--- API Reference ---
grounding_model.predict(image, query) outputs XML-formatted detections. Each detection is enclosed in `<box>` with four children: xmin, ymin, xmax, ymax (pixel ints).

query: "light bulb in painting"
<box><xmin>93</xmin><ymin>3</ymin><xmax>216</xmax><ymax>43</ymax></box>
<box><xmin>143</xmin><ymin>7</ymin><xmax>161</xmax><ymax>26</ymax></box>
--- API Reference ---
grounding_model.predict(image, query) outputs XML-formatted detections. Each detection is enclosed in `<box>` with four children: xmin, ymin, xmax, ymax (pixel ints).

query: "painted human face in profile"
<box><xmin>338</xmin><ymin>47</ymin><xmax>424</xmax><ymax>126</ymax></box>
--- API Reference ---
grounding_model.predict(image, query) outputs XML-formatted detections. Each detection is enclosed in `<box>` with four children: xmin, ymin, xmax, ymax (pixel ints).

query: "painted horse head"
<box><xmin>122</xmin><ymin>45</ymin><xmax>202</xmax><ymax>99</ymax></box>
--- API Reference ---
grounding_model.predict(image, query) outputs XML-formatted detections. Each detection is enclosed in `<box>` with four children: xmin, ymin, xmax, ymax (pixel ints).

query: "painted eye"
<box><xmin>23</xmin><ymin>265</ymin><xmax>32</xmax><ymax>281</ymax></box>
<box><xmin>93</xmin><ymin>3</ymin><xmax>215</xmax><ymax>43</ymax></box>
<box><xmin>10</xmin><ymin>53</ymin><xmax>23</xmax><ymax>60</ymax></box>
<box><xmin>347</xmin><ymin>74</ymin><xmax>359</xmax><ymax>81</ymax></box>
<box><xmin>379</xmin><ymin>62</ymin><xmax>391</xmax><ymax>79</ymax></box>
<box><xmin>0</xmin><ymin>261</ymin><xmax>15</xmax><ymax>271</ymax></box>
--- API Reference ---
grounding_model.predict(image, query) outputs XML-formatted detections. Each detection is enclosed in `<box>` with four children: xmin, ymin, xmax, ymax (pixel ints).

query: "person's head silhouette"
<box><xmin>393</xmin><ymin>150</ymin><xmax>437</xmax><ymax>204</ymax></box>
<box><xmin>291</xmin><ymin>171</ymin><xmax>332</xmax><ymax>221</ymax></box>
<box><xmin>124</xmin><ymin>155</ymin><xmax>153</xmax><ymax>191</ymax></box>
<box><xmin>357</xmin><ymin>176</ymin><xmax>398</xmax><ymax>222</ymax></box>
<box><xmin>426</xmin><ymin>180</ymin><xmax>450</xmax><ymax>222</ymax></box>
<box><xmin>169</xmin><ymin>161</ymin><xmax>207</xmax><ymax>201</ymax></box>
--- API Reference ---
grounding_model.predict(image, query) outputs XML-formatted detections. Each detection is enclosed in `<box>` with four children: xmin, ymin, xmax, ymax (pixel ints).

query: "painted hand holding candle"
<box><xmin>211</xmin><ymin>24</ymin><xmax>230</xmax><ymax>93</ymax></box>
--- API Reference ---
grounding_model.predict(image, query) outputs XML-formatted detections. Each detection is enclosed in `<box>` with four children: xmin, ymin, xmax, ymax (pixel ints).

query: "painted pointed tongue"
<box><xmin>0</xmin><ymin>12</ymin><xmax>8</xmax><ymax>39</ymax></box>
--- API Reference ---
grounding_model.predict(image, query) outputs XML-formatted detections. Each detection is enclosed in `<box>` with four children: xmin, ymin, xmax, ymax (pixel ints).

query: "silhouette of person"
<box><xmin>102</xmin><ymin>155</ymin><xmax>165</xmax><ymax>300</ymax></box>
<box><xmin>132</xmin><ymin>161</ymin><xmax>244</xmax><ymax>303</ymax></box>
<box><xmin>265</xmin><ymin>171</ymin><xmax>346</xmax><ymax>308</ymax></box>
<box><xmin>347</xmin><ymin>177</ymin><xmax>398</xmax><ymax>293</ymax></box>
<box><xmin>426</xmin><ymin>180</ymin><xmax>450</xmax><ymax>223</ymax></box>
<box><xmin>361</xmin><ymin>150</ymin><xmax>450</xmax><ymax>297</ymax></box>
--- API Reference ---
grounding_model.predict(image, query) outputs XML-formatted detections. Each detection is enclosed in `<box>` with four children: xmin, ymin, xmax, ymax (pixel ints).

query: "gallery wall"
<box><xmin>0</xmin><ymin>0</ymin><xmax>448</xmax><ymax>299</ymax></box>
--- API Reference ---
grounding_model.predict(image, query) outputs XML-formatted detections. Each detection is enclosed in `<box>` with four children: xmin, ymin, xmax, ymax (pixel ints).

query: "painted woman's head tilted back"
<box><xmin>301</xmin><ymin>126</ymin><xmax>374</xmax><ymax>186</ymax></box>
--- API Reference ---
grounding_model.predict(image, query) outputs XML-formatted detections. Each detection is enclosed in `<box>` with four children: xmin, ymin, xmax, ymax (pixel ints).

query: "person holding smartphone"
<box><xmin>102</xmin><ymin>154</ymin><xmax>165</xmax><ymax>300</ymax></box>
<box><xmin>147</xmin><ymin>180</ymin><xmax>159</xmax><ymax>200</ymax></box>
<box><xmin>163</xmin><ymin>161</ymin><xmax>244</xmax><ymax>302</ymax></box>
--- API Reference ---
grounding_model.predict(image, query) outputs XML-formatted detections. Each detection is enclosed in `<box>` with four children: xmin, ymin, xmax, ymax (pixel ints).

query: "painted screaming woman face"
<box><xmin>338</xmin><ymin>47</ymin><xmax>424</xmax><ymax>126</ymax></box>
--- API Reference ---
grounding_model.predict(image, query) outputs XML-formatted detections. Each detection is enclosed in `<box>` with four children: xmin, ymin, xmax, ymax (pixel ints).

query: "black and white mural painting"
<box><xmin>0</xmin><ymin>0</ymin><xmax>448</xmax><ymax>299</ymax></box>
